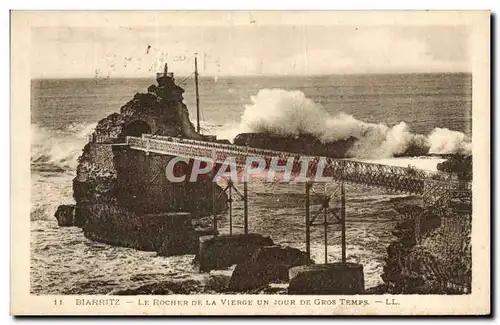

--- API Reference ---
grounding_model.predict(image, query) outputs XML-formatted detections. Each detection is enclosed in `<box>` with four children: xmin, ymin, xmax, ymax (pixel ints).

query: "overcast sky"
<box><xmin>31</xmin><ymin>22</ymin><xmax>471</xmax><ymax>78</ymax></box>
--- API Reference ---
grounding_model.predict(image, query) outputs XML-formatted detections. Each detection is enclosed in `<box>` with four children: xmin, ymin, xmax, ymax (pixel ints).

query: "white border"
<box><xmin>4</xmin><ymin>1</ymin><xmax>497</xmax><ymax>324</ymax></box>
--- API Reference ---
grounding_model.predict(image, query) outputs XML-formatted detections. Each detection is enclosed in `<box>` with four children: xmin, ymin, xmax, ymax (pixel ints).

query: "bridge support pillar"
<box><xmin>305</xmin><ymin>182</ymin><xmax>311</xmax><ymax>263</ymax></box>
<box><xmin>228</xmin><ymin>181</ymin><xmax>233</xmax><ymax>235</ymax></box>
<box><xmin>341</xmin><ymin>181</ymin><xmax>346</xmax><ymax>263</ymax></box>
<box><xmin>212</xmin><ymin>177</ymin><xmax>217</xmax><ymax>234</ymax></box>
<box><xmin>243</xmin><ymin>181</ymin><xmax>248</xmax><ymax>234</ymax></box>
<box><xmin>217</xmin><ymin>179</ymin><xmax>248</xmax><ymax>235</ymax></box>
<box><xmin>304</xmin><ymin>181</ymin><xmax>347</xmax><ymax>265</ymax></box>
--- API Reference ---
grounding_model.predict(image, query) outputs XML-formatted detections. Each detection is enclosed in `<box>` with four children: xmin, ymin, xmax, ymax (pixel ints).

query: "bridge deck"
<box><xmin>124</xmin><ymin>134</ymin><xmax>471</xmax><ymax>202</ymax></box>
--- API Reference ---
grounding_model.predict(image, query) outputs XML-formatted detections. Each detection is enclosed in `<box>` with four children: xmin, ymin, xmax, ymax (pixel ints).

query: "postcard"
<box><xmin>11</xmin><ymin>10</ymin><xmax>490</xmax><ymax>315</ymax></box>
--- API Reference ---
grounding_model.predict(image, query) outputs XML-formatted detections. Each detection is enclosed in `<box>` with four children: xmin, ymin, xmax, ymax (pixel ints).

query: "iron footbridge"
<box><xmin>120</xmin><ymin>133</ymin><xmax>471</xmax><ymax>265</ymax></box>
<box><xmin>124</xmin><ymin>134</ymin><xmax>470</xmax><ymax>204</ymax></box>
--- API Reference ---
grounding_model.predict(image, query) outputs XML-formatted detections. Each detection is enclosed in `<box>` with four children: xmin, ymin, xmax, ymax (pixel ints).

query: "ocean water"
<box><xmin>30</xmin><ymin>73</ymin><xmax>472</xmax><ymax>294</ymax></box>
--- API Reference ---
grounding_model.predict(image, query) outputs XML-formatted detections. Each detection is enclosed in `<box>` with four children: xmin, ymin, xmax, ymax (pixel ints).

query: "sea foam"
<box><xmin>216</xmin><ymin>88</ymin><xmax>472</xmax><ymax>158</ymax></box>
<box><xmin>31</xmin><ymin>122</ymin><xmax>96</xmax><ymax>171</ymax></box>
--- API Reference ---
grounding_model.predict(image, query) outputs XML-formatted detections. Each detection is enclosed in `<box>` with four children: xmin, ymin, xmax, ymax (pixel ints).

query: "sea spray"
<box><xmin>216</xmin><ymin>88</ymin><xmax>472</xmax><ymax>158</ymax></box>
<box><xmin>31</xmin><ymin>122</ymin><xmax>96</xmax><ymax>171</ymax></box>
<box><xmin>30</xmin><ymin>123</ymin><xmax>96</xmax><ymax>220</ymax></box>
<box><xmin>427</xmin><ymin>127</ymin><xmax>471</xmax><ymax>155</ymax></box>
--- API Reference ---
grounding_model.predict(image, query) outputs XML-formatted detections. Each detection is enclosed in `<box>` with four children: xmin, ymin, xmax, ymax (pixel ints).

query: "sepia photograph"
<box><xmin>10</xmin><ymin>10</ymin><xmax>490</xmax><ymax>315</ymax></box>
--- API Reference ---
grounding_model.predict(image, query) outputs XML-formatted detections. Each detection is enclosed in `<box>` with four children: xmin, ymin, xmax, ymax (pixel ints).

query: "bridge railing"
<box><xmin>126</xmin><ymin>134</ymin><xmax>468</xmax><ymax>198</ymax></box>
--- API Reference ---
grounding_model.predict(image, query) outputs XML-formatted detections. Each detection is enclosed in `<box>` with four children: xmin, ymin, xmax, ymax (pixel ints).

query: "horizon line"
<box><xmin>32</xmin><ymin>71</ymin><xmax>472</xmax><ymax>81</ymax></box>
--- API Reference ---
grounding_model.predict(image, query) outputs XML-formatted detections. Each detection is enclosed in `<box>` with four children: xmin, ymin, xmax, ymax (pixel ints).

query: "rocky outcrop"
<box><xmin>56</xmin><ymin>71</ymin><xmax>228</xmax><ymax>253</ymax></box>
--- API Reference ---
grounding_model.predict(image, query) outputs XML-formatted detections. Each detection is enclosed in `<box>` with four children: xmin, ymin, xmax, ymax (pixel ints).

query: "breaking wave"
<box><xmin>31</xmin><ymin>122</ymin><xmax>96</xmax><ymax>172</ymax></box>
<box><xmin>216</xmin><ymin>88</ymin><xmax>472</xmax><ymax>158</ymax></box>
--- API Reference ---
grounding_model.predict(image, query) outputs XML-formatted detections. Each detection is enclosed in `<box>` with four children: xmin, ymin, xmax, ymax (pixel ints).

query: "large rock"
<box><xmin>197</xmin><ymin>234</ymin><xmax>274</xmax><ymax>272</ymax></box>
<box><xmin>55</xmin><ymin>70</ymin><xmax>228</xmax><ymax>251</ymax></box>
<box><xmin>288</xmin><ymin>263</ymin><xmax>365</xmax><ymax>295</ymax></box>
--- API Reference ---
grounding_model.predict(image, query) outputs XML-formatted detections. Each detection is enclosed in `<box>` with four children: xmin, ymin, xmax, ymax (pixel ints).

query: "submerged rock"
<box><xmin>54</xmin><ymin>204</ymin><xmax>85</xmax><ymax>227</ymax></box>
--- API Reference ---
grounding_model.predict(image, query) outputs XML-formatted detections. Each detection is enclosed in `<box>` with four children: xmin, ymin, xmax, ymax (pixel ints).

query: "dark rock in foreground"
<box><xmin>197</xmin><ymin>234</ymin><xmax>274</xmax><ymax>272</ymax></box>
